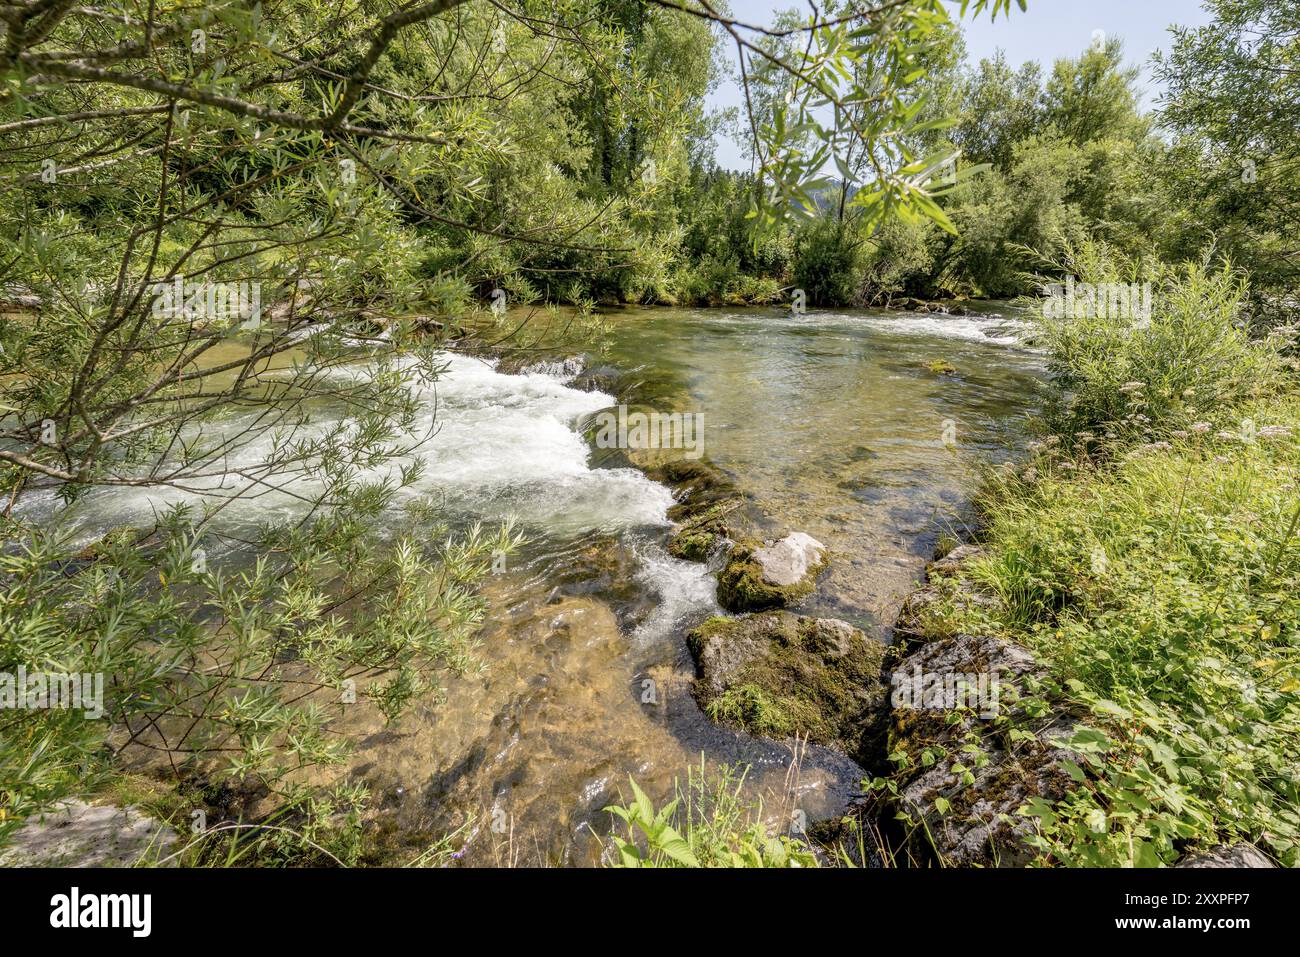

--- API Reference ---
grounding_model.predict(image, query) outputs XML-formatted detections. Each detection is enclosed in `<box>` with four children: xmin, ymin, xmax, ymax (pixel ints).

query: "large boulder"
<box><xmin>716</xmin><ymin>532</ymin><xmax>828</xmax><ymax>611</ymax></box>
<box><xmin>881</xmin><ymin>544</ymin><xmax>1071</xmax><ymax>866</ymax></box>
<box><xmin>883</xmin><ymin>632</ymin><xmax>1075</xmax><ymax>867</ymax></box>
<box><xmin>0</xmin><ymin>800</ymin><xmax>178</xmax><ymax>867</ymax></box>
<box><xmin>687</xmin><ymin>611</ymin><xmax>887</xmax><ymax>763</ymax></box>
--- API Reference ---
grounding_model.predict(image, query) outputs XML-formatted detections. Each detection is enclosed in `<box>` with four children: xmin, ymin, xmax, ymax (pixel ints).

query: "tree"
<box><xmin>954</xmin><ymin>51</ymin><xmax>1042</xmax><ymax>170</ymax></box>
<box><xmin>1153</xmin><ymin>0</ymin><xmax>1300</xmax><ymax>298</ymax></box>
<box><xmin>1042</xmin><ymin>36</ymin><xmax>1144</xmax><ymax>146</ymax></box>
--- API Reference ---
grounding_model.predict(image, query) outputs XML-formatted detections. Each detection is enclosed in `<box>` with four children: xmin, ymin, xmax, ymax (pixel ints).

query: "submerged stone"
<box><xmin>0</xmin><ymin>800</ymin><xmax>177</xmax><ymax>867</ymax></box>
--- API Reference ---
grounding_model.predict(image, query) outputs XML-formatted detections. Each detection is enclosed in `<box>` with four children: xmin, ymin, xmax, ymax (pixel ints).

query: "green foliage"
<box><xmin>1153</xmin><ymin>0</ymin><xmax>1300</xmax><ymax>298</ymax></box>
<box><xmin>4</xmin><ymin>0</ymin><xmax>1294</xmax><ymax>873</ymax></box>
<box><xmin>725</xmin><ymin>0</ymin><xmax>1023</xmax><ymax>242</ymax></box>
<box><xmin>925</xmin><ymin>34</ymin><xmax>1159</xmax><ymax>295</ymax></box>
<box><xmin>916</xmin><ymin>232</ymin><xmax>1300</xmax><ymax>865</ymax></box>
<box><xmin>153</xmin><ymin>783</ymin><xmax>374</xmax><ymax>868</ymax></box>
<box><xmin>953</xmin><ymin>52</ymin><xmax>1044</xmax><ymax>170</ymax></box>
<box><xmin>1028</xmin><ymin>242</ymin><xmax>1285</xmax><ymax>444</ymax></box>
<box><xmin>0</xmin><ymin>499</ymin><xmax>523</xmax><ymax>833</ymax></box>
<box><xmin>603</xmin><ymin>763</ymin><xmax>817</xmax><ymax>868</ymax></box>
<box><xmin>793</xmin><ymin>217</ymin><xmax>861</xmax><ymax>306</ymax></box>
<box><xmin>958</xmin><ymin>404</ymin><xmax>1300</xmax><ymax>866</ymax></box>
<box><xmin>1041</xmin><ymin>38</ymin><xmax>1146</xmax><ymax>147</ymax></box>
<box><xmin>707</xmin><ymin>684</ymin><xmax>800</xmax><ymax>739</ymax></box>
<box><xmin>857</xmin><ymin>215</ymin><xmax>936</xmax><ymax>303</ymax></box>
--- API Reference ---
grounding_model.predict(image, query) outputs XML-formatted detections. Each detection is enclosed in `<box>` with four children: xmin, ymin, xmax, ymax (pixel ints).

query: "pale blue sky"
<box><xmin>705</xmin><ymin>0</ymin><xmax>1215</xmax><ymax>170</ymax></box>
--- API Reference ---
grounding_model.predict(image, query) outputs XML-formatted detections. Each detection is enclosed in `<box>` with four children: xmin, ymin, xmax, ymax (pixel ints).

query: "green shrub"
<box><xmin>0</xmin><ymin>504</ymin><xmax>522</xmax><ymax>852</ymax></box>
<box><xmin>602</xmin><ymin>763</ymin><xmax>818</xmax><ymax>868</ymax></box>
<box><xmin>1030</xmin><ymin>244</ymin><xmax>1283</xmax><ymax>446</ymax></box>
<box><xmin>793</xmin><ymin>217</ymin><xmax>861</xmax><ymax>307</ymax></box>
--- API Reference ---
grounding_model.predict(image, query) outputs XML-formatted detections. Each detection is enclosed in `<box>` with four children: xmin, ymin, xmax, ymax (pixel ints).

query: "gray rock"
<box><xmin>885</xmin><ymin>547</ymin><xmax>1073</xmax><ymax>865</ymax></box>
<box><xmin>0</xmin><ymin>293</ymin><xmax>42</xmax><ymax>310</ymax></box>
<box><xmin>0</xmin><ymin>800</ymin><xmax>178</xmax><ymax>868</ymax></box>
<box><xmin>887</xmin><ymin>633</ymin><xmax>1075</xmax><ymax>867</ymax></box>
<box><xmin>927</xmin><ymin>544</ymin><xmax>985</xmax><ymax>579</ymax></box>
<box><xmin>752</xmin><ymin>532</ymin><xmax>826</xmax><ymax>586</ymax></box>
<box><xmin>891</xmin><ymin>632</ymin><xmax>1039</xmax><ymax>715</ymax></box>
<box><xmin>1177</xmin><ymin>844</ymin><xmax>1275</xmax><ymax>868</ymax></box>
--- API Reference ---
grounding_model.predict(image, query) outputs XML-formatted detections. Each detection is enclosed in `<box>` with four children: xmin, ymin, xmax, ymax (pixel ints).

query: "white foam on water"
<box><xmin>706</xmin><ymin>307</ymin><xmax>1029</xmax><ymax>345</ymax></box>
<box><xmin>18</xmin><ymin>351</ymin><xmax>674</xmax><ymax>542</ymax></box>
<box><xmin>627</xmin><ymin>537</ymin><xmax>720</xmax><ymax>646</ymax></box>
<box><xmin>13</xmin><ymin>405</ymin><xmax>327</xmax><ymax>544</ymax></box>
<box><xmin>389</xmin><ymin>353</ymin><xmax>673</xmax><ymax>533</ymax></box>
<box><xmin>854</xmin><ymin>313</ymin><xmax>1027</xmax><ymax>344</ymax></box>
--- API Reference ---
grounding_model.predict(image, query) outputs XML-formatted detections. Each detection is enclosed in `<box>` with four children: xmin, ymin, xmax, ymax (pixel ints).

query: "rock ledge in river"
<box><xmin>650</xmin><ymin>459</ymin><xmax>751</xmax><ymax>563</ymax></box>
<box><xmin>855</xmin><ymin>544</ymin><xmax>1077</xmax><ymax>868</ymax></box>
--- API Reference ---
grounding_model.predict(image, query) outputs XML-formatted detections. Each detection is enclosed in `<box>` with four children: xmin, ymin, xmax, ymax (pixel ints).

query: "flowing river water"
<box><xmin>22</xmin><ymin>303</ymin><xmax>1045</xmax><ymax>865</ymax></box>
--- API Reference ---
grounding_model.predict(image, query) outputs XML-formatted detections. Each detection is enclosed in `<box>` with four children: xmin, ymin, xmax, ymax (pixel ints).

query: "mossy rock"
<box><xmin>645</xmin><ymin>458</ymin><xmax>753</xmax><ymax>564</ymax></box>
<box><xmin>924</xmin><ymin>358</ymin><xmax>957</xmax><ymax>376</ymax></box>
<box><xmin>687</xmin><ymin>611</ymin><xmax>888</xmax><ymax>763</ymax></box>
<box><xmin>569</xmin><ymin>364</ymin><xmax>622</xmax><ymax>394</ymax></box>
<box><xmin>883</xmin><ymin>632</ymin><xmax>1076</xmax><ymax>867</ymax></box>
<box><xmin>667</xmin><ymin>528</ymin><xmax>721</xmax><ymax>562</ymax></box>
<box><xmin>666</xmin><ymin>493</ymin><xmax>747</xmax><ymax>561</ymax></box>
<box><xmin>715</xmin><ymin>533</ymin><xmax>828</xmax><ymax>612</ymax></box>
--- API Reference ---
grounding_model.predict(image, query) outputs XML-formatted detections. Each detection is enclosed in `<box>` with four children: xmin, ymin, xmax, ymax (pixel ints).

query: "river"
<box><xmin>20</xmin><ymin>303</ymin><xmax>1044</xmax><ymax>865</ymax></box>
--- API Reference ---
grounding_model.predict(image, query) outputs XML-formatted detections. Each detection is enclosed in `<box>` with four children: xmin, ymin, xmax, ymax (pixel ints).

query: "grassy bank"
<box><xmin>910</xmin><ymin>253</ymin><xmax>1300</xmax><ymax>866</ymax></box>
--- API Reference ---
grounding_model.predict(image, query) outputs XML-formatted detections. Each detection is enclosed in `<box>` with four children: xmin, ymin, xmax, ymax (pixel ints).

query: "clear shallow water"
<box><xmin>340</xmin><ymin>304</ymin><xmax>1044</xmax><ymax>864</ymax></box>
<box><xmin>20</xmin><ymin>304</ymin><xmax>1043</xmax><ymax>865</ymax></box>
<box><xmin>599</xmin><ymin>305</ymin><xmax>1044</xmax><ymax>631</ymax></box>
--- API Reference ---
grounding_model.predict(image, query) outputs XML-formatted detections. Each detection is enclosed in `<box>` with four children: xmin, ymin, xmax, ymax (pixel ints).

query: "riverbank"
<box><xmin>443</xmin><ymin>305</ymin><xmax>1042</xmax><ymax>865</ymax></box>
